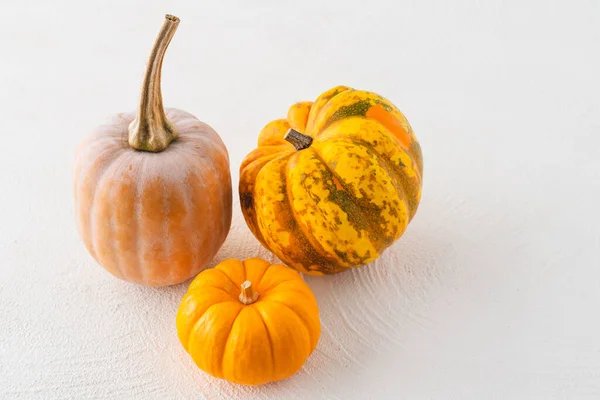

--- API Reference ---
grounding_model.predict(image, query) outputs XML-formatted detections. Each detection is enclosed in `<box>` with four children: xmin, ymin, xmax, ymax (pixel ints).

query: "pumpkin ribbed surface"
<box><xmin>176</xmin><ymin>258</ymin><xmax>320</xmax><ymax>385</ymax></box>
<box><xmin>240</xmin><ymin>86</ymin><xmax>423</xmax><ymax>275</ymax></box>
<box><xmin>74</xmin><ymin>109</ymin><xmax>232</xmax><ymax>286</ymax></box>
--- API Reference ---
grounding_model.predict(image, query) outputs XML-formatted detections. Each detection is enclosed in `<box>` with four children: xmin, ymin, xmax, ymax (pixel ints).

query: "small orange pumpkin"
<box><xmin>74</xmin><ymin>15</ymin><xmax>232</xmax><ymax>286</ymax></box>
<box><xmin>239</xmin><ymin>86</ymin><xmax>423</xmax><ymax>275</ymax></box>
<box><xmin>176</xmin><ymin>258</ymin><xmax>321</xmax><ymax>386</ymax></box>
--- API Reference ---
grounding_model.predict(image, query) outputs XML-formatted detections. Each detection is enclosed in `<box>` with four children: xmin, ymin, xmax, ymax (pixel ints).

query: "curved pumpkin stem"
<box><xmin>284</xmin><ymin>129</ymin><xmax>313</xmax><ymax>150</ymax></box>
<box><xmin>239</xmin><ymin>281</ymin><xmax>259</xmax><ymax>305</ymax></box>
<box><xmin>128</xmin><ymin>14</ymin><xmax>180</xmax><ymax>152</ymax></box>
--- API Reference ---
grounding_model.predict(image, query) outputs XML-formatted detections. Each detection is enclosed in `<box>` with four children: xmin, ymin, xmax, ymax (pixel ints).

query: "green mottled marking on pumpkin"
<box><xmin>361</xmin><ymin>249</ymin><xmax>372</xmax><ymax>264</ymax></box>
<box><xmin>358</xmin><ymin>139</ymin><xmax>412</xmax><ymax>223</ymax></box>
<box><xmin>330</xmin><ymin>129</ymin><xmax>417</xmax><ymax>218</ymax></box>
<box><xmin>240</xmin><ymin>192</ymin><xmax>253</xmax><ymax>210</ymax></box>
<box><xmin>292</xmin><ymin>150</ymin><xmax>379</xmax><ymax>264</ymax></box>
<box><xmin>323</xmin><ymin>99</ymin><xmax>372</xmax><ymax>130</ymax></box>
<box><xmin>360</xmin><ymin>134</ymin><xmax>419</xmax><ymax>215</ymax></box>
<box><xmin>333</xmin><ymin>248</ymin><xmax>355</xmax><ymax>266</ymax></box>
<box><xmin>334</xmin><ymin>138</ymin><xmax>409</xmax><ymax>244</ymax></box>
<box><xmin>278</xmin><ymin>157</ymin><xmax>344</xmax><ymax>271</ymax></box>
<box><xmin>302</xmin><ymin>249</ymin><xmax>344</xmax><ymax>274</ymax></box>
<box><xmin>335</xmin><ymin>249</ymin><xmax>370</xmax><ymax>267</ymax></box>
<box><xmin>410</xmin><ymin>139</ymin><xmax>424</xmax><ymax>176</ymax></box>
<box><xmin>373</xmin><ymin>99</ymin><xmax>394</xmax><ymax>112</ymax></box>
<box><xmin>327</xmin><ymin>87</ymin><xmax>350</xmax><ymax>101</ymax></box>
<box><xmin>311</xmin><ymin>149</ymin><xmax>395</xmax><ymax>250</ymax></box>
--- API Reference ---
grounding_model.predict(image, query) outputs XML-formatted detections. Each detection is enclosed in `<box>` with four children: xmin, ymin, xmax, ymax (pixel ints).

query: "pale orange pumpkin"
<box><xmin>176</xmin><ymin>258</ymin><xmax>321</xmax><ymax>385</ymax></box>
<box><xmin>74</xmin><ymin>15</ymin><xmax>232</xmax><ymax>286</ymax></box>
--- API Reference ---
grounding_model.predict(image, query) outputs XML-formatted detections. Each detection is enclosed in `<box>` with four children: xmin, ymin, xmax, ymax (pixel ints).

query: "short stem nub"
<box><xmin>239</xmin><ymin>281</ymin><xmax>259</xmax><ymax>305</ymax></box>
<box><xmin>284</xmin><ymin>129</ymin><xmax>313</xmax><ymax>150</ymax></box>
<box><xmin>128</xmin><ymin>14</ymin><xmax>180</xmax><ymax>152</ymax></box>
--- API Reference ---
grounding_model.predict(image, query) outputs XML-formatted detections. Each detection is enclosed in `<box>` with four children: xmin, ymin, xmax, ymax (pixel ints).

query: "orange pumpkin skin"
<box><xmin>176</xmin><ymin>258</ymin><xmax>320</xmax><ymax>386</ymax></box>
<box><xmin>240</xmin><ymin>86</ymin><xmax>423</xmax><ymax>275</ymax></box>
<box><xmin>74</xmin><ymin>109</ymin><xmax>232</xmax><ymax>286</ymax></box>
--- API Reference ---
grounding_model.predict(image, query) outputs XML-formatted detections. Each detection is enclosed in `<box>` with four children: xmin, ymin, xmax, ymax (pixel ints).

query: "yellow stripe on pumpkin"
<box><xmin>312</xmin><ymin>139</ymin><xmax>410</xmax><ymax>246</ymax></box>
<box><xmin>240</xmin><ymin>150</ymin><xmax>294</xmax><ymax>247</ymax></box>
<box><xmin>254</xmin><ymin>156</ymin><xmax>347</xmax><ymax>275</ymax></box>
<box><xmin>286</xmin><ymin>149</ymin><xmax>379</xmax><ymax>267</ymax></box>
<box><xmin>318</xmin><ymin>117</ymin><xmax>422</xmax><ymax>219</ymax></box>
<box><xmin>305</xmin><ymin>85</ymin><xmax>351</xmax><ymax>133</ymax></box>
<box><xmin>258</xmin><ymin>119</ymin><xmax>292</xmax><ymax>146</ymax></box>
<box><xmin>308</xmin><ymin>90</ymin><xmax>379</xmax><ymax>135</ymax></box>
<box><xmin>240</xmin><ymin>145</ymin><xmax>292</xmax><ymax>172</ymax></box>
<box><xmin>287</xmin><ymin>101</ymin><xmax>313</xmax><ymax>133</ymax></box>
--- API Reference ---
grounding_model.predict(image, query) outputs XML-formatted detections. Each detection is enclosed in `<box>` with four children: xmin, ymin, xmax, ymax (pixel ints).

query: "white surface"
<box><xmin>1</xmin><ymin>1</ymin><xmax>599</xmax><ymax>399</ymax></box>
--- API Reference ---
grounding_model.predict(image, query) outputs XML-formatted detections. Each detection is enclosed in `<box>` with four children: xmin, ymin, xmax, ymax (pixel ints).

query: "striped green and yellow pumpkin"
<box><xmin>239</xmin><ymin>86</ymin><xmax>423</xmax><ymax>275</ymax></box>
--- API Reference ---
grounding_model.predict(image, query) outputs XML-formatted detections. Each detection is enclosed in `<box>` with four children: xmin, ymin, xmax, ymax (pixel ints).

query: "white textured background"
<box><xmin>1</xmin><ymin>1</ymin><xmax>599</xmax><ymax>399</ymax></box>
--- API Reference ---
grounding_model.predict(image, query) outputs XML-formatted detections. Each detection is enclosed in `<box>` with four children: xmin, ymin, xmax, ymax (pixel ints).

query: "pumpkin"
<box><xmin>74</xmin><ymin>15</ymin><xmax>232</xmax><ymax>286</ymax></box>
<box><xmin>176</xmin><ymin>258</ymin><xmax>320</xmax><ymax>386</ymax></box>
<box><xmin>239</xmin><ymin>86</ymin><xmax>423</xmax><ymax>275</ymax></box>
